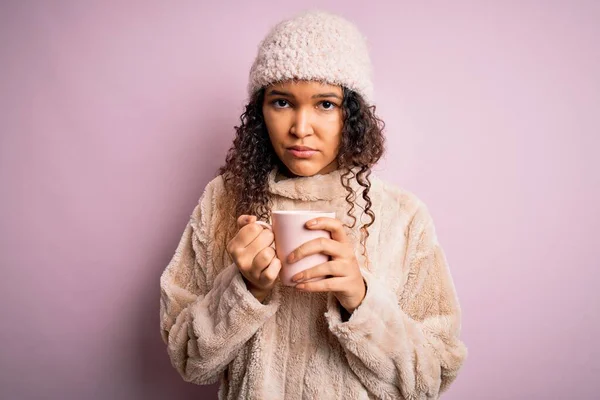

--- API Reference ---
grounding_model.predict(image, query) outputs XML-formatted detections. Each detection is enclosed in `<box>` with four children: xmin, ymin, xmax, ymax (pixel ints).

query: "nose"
<box><xmin>289</xmin><ymin>107</ymin><xmax>314</xmax><ymax>138</ymax></box>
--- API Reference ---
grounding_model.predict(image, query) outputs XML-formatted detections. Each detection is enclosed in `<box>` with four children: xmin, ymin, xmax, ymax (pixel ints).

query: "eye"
<box><xmin>273</xmin><ymin>99</ymin><xmax>290</xmax><ymax>109</ymax></box>
<box><xmin>319</xmin><ymin>101</ymin><xmax>336</xmax><ymax>110</ymax></box>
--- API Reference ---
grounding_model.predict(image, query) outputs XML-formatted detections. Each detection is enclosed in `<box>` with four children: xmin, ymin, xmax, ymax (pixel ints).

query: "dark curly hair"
<box><xmin>212</xmin><ymin>85</ymin><xmax>385</xmax><ymax>269</ymax></box>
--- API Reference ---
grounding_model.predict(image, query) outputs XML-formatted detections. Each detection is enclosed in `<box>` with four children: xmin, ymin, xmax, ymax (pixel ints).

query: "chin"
<box><xmin>282</xmin><ymin>160</ymin><xmax>333</xmax><ymax>177</ymax></box>
<box><xmin>285</xmin><ymin>164</ymin><xmax>317</xmax><ymax>177</ymax></box>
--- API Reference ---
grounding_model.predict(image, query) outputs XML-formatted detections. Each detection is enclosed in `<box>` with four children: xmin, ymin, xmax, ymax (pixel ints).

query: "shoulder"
<box><xmin>190</xmin><ymin>174</ymin><xmax>227</xmax><ymax>228</ymax></box>
<box><xmin>369</xmin><ymin>173</ymin><xmax>433</xmax><ymax>230</ymax></box>
<box><xmin>201</xmin><ymin>174</ymin><xmax>227</xmax><ymax>202</ymax></box>
<box><xmin>191</xmin><ymin>174</ymin><xmax>228</xmax><ymax>215</ymax></box>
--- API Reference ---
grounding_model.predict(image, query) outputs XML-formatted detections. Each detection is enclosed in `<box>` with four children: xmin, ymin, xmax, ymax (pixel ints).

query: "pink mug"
<box><xmin>256</xmin><ymin>210</ymin><xmax>335</xmax><ymax>287</ymax></box>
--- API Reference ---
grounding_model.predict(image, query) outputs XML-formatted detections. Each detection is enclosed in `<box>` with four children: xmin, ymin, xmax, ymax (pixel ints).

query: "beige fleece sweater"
<box><xmin>160</xmin><ymin>167</ymin><xmax>467</xmax><ymax>399</ymax></box>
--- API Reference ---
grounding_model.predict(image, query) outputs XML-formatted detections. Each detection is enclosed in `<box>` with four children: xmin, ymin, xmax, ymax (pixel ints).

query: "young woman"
<box><xmin>160</xmin><ymin>10</ymin><xmax>467</xmax><ymax>399</ymax></box>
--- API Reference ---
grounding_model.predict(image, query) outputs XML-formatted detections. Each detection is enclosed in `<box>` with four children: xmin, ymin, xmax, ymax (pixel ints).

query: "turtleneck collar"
<box><xmin>267</xmin><ymin>165</ymin><xmax>362</xmax><ymax>202</ymax></box>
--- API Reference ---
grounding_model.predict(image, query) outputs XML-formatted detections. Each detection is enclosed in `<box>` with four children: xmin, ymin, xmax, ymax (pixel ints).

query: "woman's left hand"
<box><xmin>288</xmin><ymin>217</ymin><xmax>366</xmax><ymax>313</ymax></box>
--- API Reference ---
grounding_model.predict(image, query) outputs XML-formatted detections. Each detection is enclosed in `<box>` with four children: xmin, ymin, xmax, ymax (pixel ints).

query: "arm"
<box><xmin>159</xmin><ymin>180</ymin><xmax>281</xmax><ymax>385</ymax></box>
<box><xmin>324</xmin><ymin>201</ymin><xmax>467</xmax><ymax>399</ymax></box>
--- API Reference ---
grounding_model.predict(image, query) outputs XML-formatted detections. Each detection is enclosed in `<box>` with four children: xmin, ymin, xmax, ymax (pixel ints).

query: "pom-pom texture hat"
<box><xmin>248</xmin><ymin>10</ymin><xmax>374</xmax><ymax>104</ymax></box>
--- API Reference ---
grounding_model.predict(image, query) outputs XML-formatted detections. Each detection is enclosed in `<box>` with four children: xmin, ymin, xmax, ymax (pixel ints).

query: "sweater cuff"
<box><xmin>192</xmin><ymin>263</ymin><xmax>281</xmax><ymax>330</ymax></box>
<box><xmin>325</xmin><ymin>269</ymin><xmax>396</xmax><ymax>340</ymax></box>
<box><xmin>232</xmin><ymin>264</ymin><xmax>282</xmax><ymax>308</ymax></box>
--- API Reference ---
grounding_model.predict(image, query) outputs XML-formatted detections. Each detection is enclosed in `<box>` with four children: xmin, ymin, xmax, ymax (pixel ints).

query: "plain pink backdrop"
<box><xmin>1</xmin><ymin>1</ymin><xmax>598</xmax><ymax>399</ymax></box>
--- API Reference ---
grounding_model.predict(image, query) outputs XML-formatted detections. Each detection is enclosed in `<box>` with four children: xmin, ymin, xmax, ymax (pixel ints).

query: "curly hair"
<box><xmin>212</xmin><ymin>85</ymin><xmax>385</xmax><ymax>269</ymax></box>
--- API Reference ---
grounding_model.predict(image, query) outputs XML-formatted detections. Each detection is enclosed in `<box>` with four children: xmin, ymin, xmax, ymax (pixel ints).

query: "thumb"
<box><xmin>237</xmin><ymin>214</ymin><xmax>257</xmax><ymax>229</ymax></box>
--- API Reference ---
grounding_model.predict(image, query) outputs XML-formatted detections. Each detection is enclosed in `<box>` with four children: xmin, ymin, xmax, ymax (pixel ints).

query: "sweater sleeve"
<box><xmin>324</xmin><ymin>201</ymin><xmax>467</xmax><ymax>399</ymax></box>
<box><xmin>159</xmin><ymin>180</ymin><xmax>281</xmax><ymax>385</ymax></box>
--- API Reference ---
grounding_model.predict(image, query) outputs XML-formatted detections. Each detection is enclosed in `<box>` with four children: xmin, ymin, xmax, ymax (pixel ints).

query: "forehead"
<box><xmin>267</xmin><ymin>79</ymin><xmax>342</xmax><ymax>95</ymax></box>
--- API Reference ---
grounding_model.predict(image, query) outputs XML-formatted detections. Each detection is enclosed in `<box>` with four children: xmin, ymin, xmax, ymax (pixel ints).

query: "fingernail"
<box><xmin>287</xmin><ymin>253</ymin><xmax>295</xmax><ymax>263</ymax></box>
<box><xmin>308</xmin><ymin>219</ymin><xmax>318</xmax><ymax>226</ymax></box>
<box><xmin>295</xmin><ymin>283</ymin><xmax>306</xmax><ymax>290</ymax></box>
<box><xmin>293</xmin><ymin>273</ymin><xmax>304</xmax><ymax>282</ymax></box>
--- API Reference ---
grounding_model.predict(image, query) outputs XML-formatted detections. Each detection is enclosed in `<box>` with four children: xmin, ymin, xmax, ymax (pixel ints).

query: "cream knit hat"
<box><xmin>248</xmin><ymin>10</ymin><xmax>374</xmax><ymax>104</ymax></box>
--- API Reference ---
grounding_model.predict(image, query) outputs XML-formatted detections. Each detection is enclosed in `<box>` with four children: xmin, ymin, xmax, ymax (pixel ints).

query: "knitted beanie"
<box><xmin>248</xmin><ymin>10</ymin><xmax>374</xmax><ymax>104</ymax></box>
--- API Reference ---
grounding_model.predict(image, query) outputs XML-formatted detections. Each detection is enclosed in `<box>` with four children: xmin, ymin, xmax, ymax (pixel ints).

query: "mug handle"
<box><xmin>254</xmin><ymin>220</ymin><xmax>276</xmax><ymax>250</ymax></box>
<box><xmin>254</xmin><ymin>221</ymin><xmax>272</xmax><ymax>231</ymax></box>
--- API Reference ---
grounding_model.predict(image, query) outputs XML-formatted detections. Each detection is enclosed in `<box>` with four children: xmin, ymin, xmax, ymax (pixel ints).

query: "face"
<box><xmin>262</xmin><ymin>80</ymin><xmax>343</xmax><ymax>177</ymax></box>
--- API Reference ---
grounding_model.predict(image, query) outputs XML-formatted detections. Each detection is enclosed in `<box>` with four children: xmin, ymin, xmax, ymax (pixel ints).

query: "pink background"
<box><xmin>1</xmin><ymin>1</ymin><xmax>598</xmax><ymax>399</ymax></box>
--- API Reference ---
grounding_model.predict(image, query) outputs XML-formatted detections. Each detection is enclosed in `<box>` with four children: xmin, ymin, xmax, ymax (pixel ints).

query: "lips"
<box><xmin>288</xmin><ymin>146</ymin><xmax>316</xmax><ymax>151</ymax></box>
<box><xmin>287</xmin><ymin>146</ymin><xmax>317</xmax><ymax>158</ymax></box>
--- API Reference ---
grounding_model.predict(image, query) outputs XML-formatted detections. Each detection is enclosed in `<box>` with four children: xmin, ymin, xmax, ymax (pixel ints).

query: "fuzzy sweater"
<box><xmin>160</xmin><ymin>167</ymin><xmax>467</xmax><ymax>399</ymax></box>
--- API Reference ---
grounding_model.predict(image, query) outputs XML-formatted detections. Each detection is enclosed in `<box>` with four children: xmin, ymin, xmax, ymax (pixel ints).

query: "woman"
<box><xmin>160</xmin><ymin>10</ymin><xmax>467</xmax><ymax>399</ymax></box>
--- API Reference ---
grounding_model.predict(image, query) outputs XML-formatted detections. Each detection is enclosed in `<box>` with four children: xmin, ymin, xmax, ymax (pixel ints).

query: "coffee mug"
<box><xmin>256</xmin><ymin>210</ymin><xmax>336</xmax><ymax>287</ymax></box>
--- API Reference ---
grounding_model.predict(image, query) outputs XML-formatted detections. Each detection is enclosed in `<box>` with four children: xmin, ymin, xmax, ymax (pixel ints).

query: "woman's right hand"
<box><xmin>226</xmin><ymin>214</ymin><xmax>281</xmax><ymax>302</ymax></box>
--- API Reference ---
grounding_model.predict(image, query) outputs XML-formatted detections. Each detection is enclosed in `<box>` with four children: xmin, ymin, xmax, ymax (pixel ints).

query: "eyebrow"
<box><xmin>266</xmin><ymin>89</ymin><xmax>342</xmax><ymax>100</ymax></box>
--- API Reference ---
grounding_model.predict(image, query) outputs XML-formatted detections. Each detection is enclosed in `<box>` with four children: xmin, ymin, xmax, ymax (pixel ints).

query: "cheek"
<box><xmin>264</xmin><ymin>116</ymin><xmax>292</xmax><ymax>159</ymax></box>
<box><xmin>328</xmin><ymin>135</ymin><xmax>342</xmax><ymax>157</ymax></box>
<box><xmin>323</xmin><ymin>117</ymin><xmax>343</xmax><ymax>152</ymax></box>
<box><xmin>263</xmin><ymin>111</ymin><xmax>283</xmax><ymax>141</ymax></box>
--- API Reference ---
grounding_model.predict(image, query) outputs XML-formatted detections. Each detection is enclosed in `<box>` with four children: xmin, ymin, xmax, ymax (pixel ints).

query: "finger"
<box><xmin>295</xmin><ymin>277</ymin><xmax>347</xmax><ymax>293</ymax></box>
<box><xmin>259</xmin><ymin>256</ymin><xmax>282</xmax><ymax>286</ymax></box>
<box><xmin>254</xmin><ymin>221</ymin><xmax>272</xmax><ymax>231</ymax></box>
<box><xmin>251</xmin><ymin>246</ymin><xmax>276</xmax><ymax>282</ymax></box>
<box><xmin>291</xmin><ymin>260</ymin><xmax>344</xmax><ymax>283</ymax></box>
<box><xmin>228</xmin><ymin>216</ymin><xmax>262</xmax><ymax>260</ymax></box>
<box><xmin>305</xmin><ymin>217</ymin><xmax>348</xmax><ymax>243</ymax></box>
<box><xmin>237</xmin><ymin>214</ymin><xmax>257</xmax><ymax>229</ymax></box>
<box><xmin>246</xmin><ymin>228</ymin><xmax>275</xmax><ymax>255</ymax></box>
<box><xmin>287</xmin><ymin>237</ymin><xmax>346</xmax><ymax>264</ymax></box>
<box><xmin>236</xmin><ymin>220</ymin><xmax>265</xmax><ymax>247</ymax></box>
